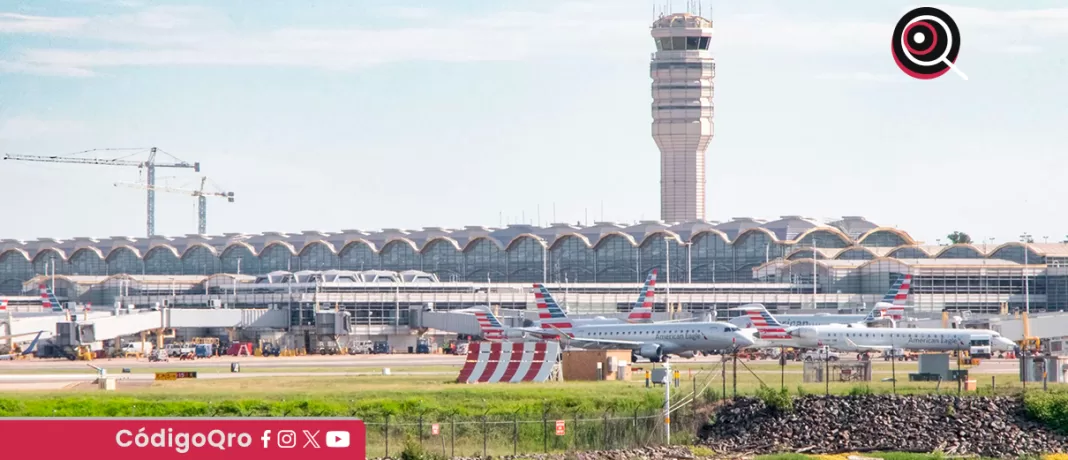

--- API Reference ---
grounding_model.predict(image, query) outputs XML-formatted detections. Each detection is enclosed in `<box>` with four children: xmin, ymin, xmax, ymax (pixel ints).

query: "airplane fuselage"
<box><xmin>569</xmin><ymin>321</ymin><xmax>750</xmax><ymax>355</ymax></box>
<box><xmin>794</xmin><ymin>327</ymin><xmax>1013</xmax><ymax>352</ymax></box>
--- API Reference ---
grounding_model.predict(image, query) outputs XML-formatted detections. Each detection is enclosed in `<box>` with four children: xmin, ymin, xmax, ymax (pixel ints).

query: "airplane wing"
<box><xmin>525</xmin><ymin>325</ymin><xmax>646</xmax><ymax>350</ymax></box>
<box><xmin>844</xmin><ymin>337</ymin><xmax>892</xmax><ymax>351</ymax></box>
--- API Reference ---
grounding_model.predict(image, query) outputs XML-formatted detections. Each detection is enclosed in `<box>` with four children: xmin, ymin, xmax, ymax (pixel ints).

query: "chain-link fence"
<box><xmin>363</xmin><ymin>408</ymin><xmax>707</xmax><ymax>458</ymax></box>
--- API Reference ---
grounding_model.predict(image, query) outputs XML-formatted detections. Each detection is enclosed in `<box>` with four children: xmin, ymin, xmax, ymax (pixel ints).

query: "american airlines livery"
<box><xmin>525</xmin><ymin>320</ymin><xmax>753</xmax><ymax>362</ymax></box>
<box><xmin>730</xmin><ymin>274</ymin><xmax>911</xmax><ymax>328</ymax></box>
<box><xmin>529</xmin><ymin>269</ymin><xmax>659</xmax><ymax>337</ymax></box>
<box><xmin>787</xmin><ymin>323</ymin><xmax>1017</xmax><ymax>353</ymax></box>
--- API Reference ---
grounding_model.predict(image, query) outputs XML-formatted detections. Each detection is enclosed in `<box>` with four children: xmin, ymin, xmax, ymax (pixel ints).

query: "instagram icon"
<box><xmin>277</xmin><ymin>430</ymin><xmax>297</xmax><ymax>449</ymax></box>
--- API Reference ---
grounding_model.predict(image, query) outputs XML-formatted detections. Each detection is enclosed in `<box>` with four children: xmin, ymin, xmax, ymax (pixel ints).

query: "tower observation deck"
<box><xmin>650</xmin><ymin>13</ymin><xmax>715</xmax><ymax>223</ymax></box>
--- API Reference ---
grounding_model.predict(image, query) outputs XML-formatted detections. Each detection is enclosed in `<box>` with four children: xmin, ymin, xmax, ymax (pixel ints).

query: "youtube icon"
<box><xmin>326</xmin><ymin>431</ymin><xmax>350</xmax><ymax>448</ymax></box>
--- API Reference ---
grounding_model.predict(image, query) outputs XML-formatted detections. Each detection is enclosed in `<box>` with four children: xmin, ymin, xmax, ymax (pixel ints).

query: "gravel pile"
<box><xmin>372</xmin><ymin>446</ymin><xmax>707</xmax><ymax>460</ymax></box>
<box><xmin>698</xmin><ymin>395</ymin><xmax>1067</xmax><ymax>457</ymax></box>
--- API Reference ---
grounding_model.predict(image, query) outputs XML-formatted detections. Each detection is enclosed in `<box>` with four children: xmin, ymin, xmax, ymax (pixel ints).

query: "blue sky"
<box><xmin>1</xmin><ymin>0</ymin><xmax>1066</xmax><ymax>243</ymax></box>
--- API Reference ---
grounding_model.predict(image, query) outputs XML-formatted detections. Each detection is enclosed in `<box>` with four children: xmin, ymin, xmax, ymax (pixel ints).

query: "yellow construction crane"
<box><xmin>4</xmin><ymin>147</ymin><xmax>200</xmax><ymax>237</ymax></box>
<box><xmin>114</xmin><ymin>177</ymin><xmax>234</xmax><ymax>235</ymax></box>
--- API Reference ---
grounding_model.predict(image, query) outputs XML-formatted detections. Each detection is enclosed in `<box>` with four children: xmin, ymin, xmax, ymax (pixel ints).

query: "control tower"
<box><xmin>650</xmin><ymin>13</ymin><xmax>715</xmax><ymax>223</ymax></box>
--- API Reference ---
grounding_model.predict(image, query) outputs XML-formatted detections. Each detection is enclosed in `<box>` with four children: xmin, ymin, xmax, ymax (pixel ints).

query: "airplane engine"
<box><xmin>790</xmin><ymin>327</ymin><xmax>819</xmax><ymax>340</ymax></box>
<box><xmin>637</xmin><ymin>343</ymin><xmax>662</xmax><ymax>360</ymax></box>
<box><xmin>675</xmin><ymin>351</ymin><xmax>696</xmax><ymax>359</ymax></box>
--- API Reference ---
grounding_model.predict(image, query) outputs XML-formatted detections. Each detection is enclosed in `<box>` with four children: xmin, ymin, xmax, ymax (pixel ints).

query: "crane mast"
<box><xmin>4</xmin><ymin>147</ymin><xmax>200</xmax><ymax>237</ymax></box>
<box><xmin>114</xmin><ymin>177</ymin><xmax>235</xmax><ymax>235</ymax></box>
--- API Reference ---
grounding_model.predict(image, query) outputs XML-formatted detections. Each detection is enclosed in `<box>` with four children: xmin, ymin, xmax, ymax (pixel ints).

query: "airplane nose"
<box><xmin>734</xmin><ymin>332</ymin><xmax>755</xmax><ymax>348</ymax></box>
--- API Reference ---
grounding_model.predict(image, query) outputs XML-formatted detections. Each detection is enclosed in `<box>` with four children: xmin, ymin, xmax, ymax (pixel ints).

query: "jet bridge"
<box><xmin>7</xmin><ymin>308</ymin><xmax>291</xmax><ymax>347</ymax></box>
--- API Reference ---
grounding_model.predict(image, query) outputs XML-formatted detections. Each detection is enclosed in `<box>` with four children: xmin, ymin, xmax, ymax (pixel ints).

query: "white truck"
<box><xmin>121</xmin><ymin>342</ymin><xmax>154</xmax><ymax>356</ymax></box>
<box><xmin>803</xmin><ymin>346</ymin><xmax>840</xmax><ymax>362</ymax></box>
<box><xmin>968</xmin><ymin>334</ymin><xmax>993</xmax><ymax>359</ymax></box>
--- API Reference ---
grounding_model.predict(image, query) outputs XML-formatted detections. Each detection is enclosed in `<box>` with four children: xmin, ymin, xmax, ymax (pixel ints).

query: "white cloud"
<box><xmin>0</xmin><ymin>4</ymin><xmax>1064</xmax><ymax>77</ymax></box>
<box><xmin>0</xmin><ymin>3</ymin><xmax>649</xmax><ymax>75</ymax></box>
<box><xmin>0</xmin><ymin>116</ymin><xmax>89</xmax><ymax>139</ymax></box>
<box><xmin>0</xmin><ymin>13</ymin><xmax>87</xmax><ymax>33</ymax></box>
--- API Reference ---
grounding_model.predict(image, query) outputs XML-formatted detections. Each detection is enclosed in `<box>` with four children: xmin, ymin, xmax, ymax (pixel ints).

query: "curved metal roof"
<box><xmin>0</xmin><ymin>217</ymin><xmax>968</xmax><ymax>261</ymax></box>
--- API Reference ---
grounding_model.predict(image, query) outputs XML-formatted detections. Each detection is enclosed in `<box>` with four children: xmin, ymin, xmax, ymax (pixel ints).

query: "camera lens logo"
<box><xmin>891</xmin><ymin>7</ymin><xmax>967</xmax><ymax>80</ymax></box>
<box><xmin>277</xmin><ymin>430</ymin><xmax>297</xmax><ymax>449</ymax></box>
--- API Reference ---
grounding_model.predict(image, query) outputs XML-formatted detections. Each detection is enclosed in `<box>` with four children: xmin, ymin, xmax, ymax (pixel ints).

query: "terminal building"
<box><xmin>1</xmin><ymin>216</ymin><xmax>1066</xmax><ymax>327</ymax></box>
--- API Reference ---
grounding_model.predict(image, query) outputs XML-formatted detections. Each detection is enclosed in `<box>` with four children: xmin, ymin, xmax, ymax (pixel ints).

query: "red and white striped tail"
<box><xmin>0</xmin><ymin>299</ymin><xmax>7</xmax><ymax>311</ymax></box>
<box><xmin>456</xmin><ymin>341</ymin><xmax>561</xmax><ymax>384</ymax></box>
<box><xmin>38</xmin><ymin>284</ymin><xmax>50</xmax><ymax>310</ymax></box>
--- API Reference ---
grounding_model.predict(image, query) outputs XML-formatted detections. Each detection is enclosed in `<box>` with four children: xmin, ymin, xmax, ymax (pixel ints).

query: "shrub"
<box><xmin>755</xmin><ymin>386</ymin><xmax>793</xmax><ymax>412</ymax></box>
<box><xmin>847</xmin><ymin>385</ymin><xmax>873</xmax><ymax>396</ymax></box>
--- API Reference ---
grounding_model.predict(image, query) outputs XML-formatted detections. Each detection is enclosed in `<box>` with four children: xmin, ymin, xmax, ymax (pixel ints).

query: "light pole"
<box><xmin>1020</xmin><ymin>233</ymin><xmax>1032</xmax><ymax>314</ymax></box>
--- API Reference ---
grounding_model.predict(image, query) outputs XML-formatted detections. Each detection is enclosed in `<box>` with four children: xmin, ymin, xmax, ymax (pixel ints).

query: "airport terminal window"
<box><xmin>672</xmin><ymin>37</ymin><xmax>685</xmax><ymax>50</ymax></box>
<box><xmin>690</xmin><ymin>231</ymin><xmax>730</xmax><ymax>283</ymax></box>
<box><xmin>339</xmin><ymin>241</ymin><xmax>379</xmax><ymax>271</ymax></box>
<box><xmin>836</xmin><ymin>248</ymin><xmax>874</xmax><ymax>261</ymax></box>
<box><xmin>889</xmin><ymin>247</ymin><xmax>928</xmax><ymax>259</ymax></box>
<box><xmin>260</xmin><ymin>243</ymin><xmax>296</xmax><ymax>272</ymax></box>
<box><xmin>937</xmin><ymin>246</ymin><xmax>983</xmax><ymax>259</ymax></box>
<box><xmin>380</xmin><ymin>240</ymin><xmax>419</xmax><ymax>273</ymax></box>
<box><xmin>595</xmin><ymin>234</ymin><xmax>637</xmax><ymax>283</ymax></box>
<box><xmin>422</xmin><ymin>239</ymin><xmax>463</xmax><ymax>282</ymax></box>
<box><xmin>506</xmin><ymin>236</ymin><xmax>545</xmax><ymax>283</ymax></box>
<box><xmin>220</xmin><ymin>245</ymin><xmax>260</xmax><ymax>275</ymax></box>
<box><xmin>549</xmin><ymin>235</ymin><xmax>594</xmax><ymax>283</ymax></box>
<box><xmin>989</xmin><ymin>246</ymin><xmax>1044</xmax><ymax>265</ymax></box>
<box><xmin>183</xmin><ymin>245</ymin><xmax>221</xmax><ymax>275</ymax></box>
<box><xmin>733</xmin><ymin>232</ymin><xmax>778</xmax><ymax>283</ymax></box>
<box><xmin>465</xmin><ymin>238</ymin><xmax>506</xmax><ymax>282</ymax></box>
<box><xmin>639</xmin><ymin>235</ymin><xmax>685</xmax><ymax>283</ymax></box>
<box><xmin>144</xmin><ymin>247</ymin><xmax>181</xmax><ymax>275</ymax></box>
<box><xmin>299</xmin><ymin>241</ymin><xmax>340</xmax><ymax>271</ymax></box>
<box><xmin>32</xmin><ymin>249</ymin><xmax>69</xmax><ymax>276</ymax></box>
<box><xmin>859</xmin><ymin>231</ymin><xmax>908</xmax><ymax>248</ymax></box>
<box><xmin>106</xmin><ymin>247</ymin><xmax>143</xmax><ymax>275</ymax></box>
<box><xmin>0</xmin><ymin>250</ymin><xmax>33</xmax><ymax>281</ymax></box>
<box><xmin>795</xmin><ymin>231</ymin><xmax>848</xmax><ymax>249</ymax></box>
<box><xmin>69</xmin><ymin>248</ymin><xmax>106</xmax><ymax>276</ymax></box>
<box><xmin>686</xmin><ymin>37</ymin><xmax>700</xmax><ymax>49</ymax></box>
<box><xmin>699</xmin><ymin>36</ymin><xmax>709</xmax><ymax>49</ymax></box>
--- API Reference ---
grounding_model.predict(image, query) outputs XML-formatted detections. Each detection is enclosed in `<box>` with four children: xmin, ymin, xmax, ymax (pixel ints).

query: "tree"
<box><xmin>946</xmin><ymin>231</ymin><xmax>973</xmax><ymax>245</ymax></box>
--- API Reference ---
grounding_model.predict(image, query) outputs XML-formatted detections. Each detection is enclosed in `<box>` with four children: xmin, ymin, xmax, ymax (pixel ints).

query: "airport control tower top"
<box><xmin>650</xmin><ymin>12</ymin><xmax>715</xmax><ymax>224</ymax></box>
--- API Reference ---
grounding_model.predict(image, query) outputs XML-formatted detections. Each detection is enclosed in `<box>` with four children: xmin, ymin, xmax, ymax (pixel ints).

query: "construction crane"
<box><xmin>3</xmin><ymin>147</ymin><xmax>200</xmax><ymax>237</ymax></box>
<box><xmin>114</xmin><ymin>177</ymin><xmax>234</xmax><ymax>235</ymax></box>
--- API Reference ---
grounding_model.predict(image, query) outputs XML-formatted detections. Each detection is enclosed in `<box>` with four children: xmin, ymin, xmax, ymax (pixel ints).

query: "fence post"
<box><xmin>513</xmin><ymin>413</ymin><xmax>518</xmax><ymax>456</ymax></box>
<box><xmin>419</xmin><ymin>413</ymin><xmax>424</xmax><ymax>446</ymax></box>
<box><xmin>633</xmin><ymin>409</ymin><xmax>639</xmax><ymax>447</ymax></box>
<box><xmin>482</xmin><ymin>414</ymin><xmax>488</xmax><ymax>458</ymax></box>
<box><xmin>721</xmin><ymin>356</ymin><xmax>726</xmax><ymax>401</ymax></box>
<box><xmin>450</xmin><ymin>417</ymin><xmax>455</xmax><ymax>459</ymax></box>
<box><xmin>543</xmin><ymin>404</ymin><xmax>549</xmax><ymax>453</ymax></box>
<box><xmin>603</xmin><ymin>412</ymin><xmax>609</xmax><ymax>449</ymax></box>
<box><xmin>573</xmin><ymin>413</ymin><xmax>579</xmax><ymax>450</ymax></box>
<box><xmin>384</xmin><ymin>414</ymin><xmax>390</xmax><ymax>459</ymax></box>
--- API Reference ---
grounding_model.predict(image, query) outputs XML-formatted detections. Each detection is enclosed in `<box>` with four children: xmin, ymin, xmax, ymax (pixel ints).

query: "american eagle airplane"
<box><xmin>738</xmin><ymin>304</ymin><xmax>1015</xmax><ymax>354</ymax></box>
<box><xmin>459</xmin><ymin>270</ymin><xmax>661</xmax><ymax>342</ymax></box>
<box><xmin>728</xmin><ymin>274</ymin><xmax>911</xmax><ymax>330</ymax></box>
<box><xmin>465</xmin><ymin>306</ymin><xmax>753</xmax><ymax>362</ymax></box>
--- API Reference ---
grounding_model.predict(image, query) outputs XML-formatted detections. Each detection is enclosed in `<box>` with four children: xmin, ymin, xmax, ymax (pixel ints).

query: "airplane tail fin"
<box><xmin>883</xmin><ymin>274</ymin><xmax>911</xmax><ymax>320</ymax></box>
<box><xmin>532</xmin><ymin>284</ymin><xmax>569</xmax><ymax>320</ymax></box>
<box><xmin>531</xmin><ymin>284</ymin><xmax>574</xmax><ymax>337</ymax></box>
<box><xmin>737</xmin><ymin>304</ymin><xmax>791</xmax><ymax>340</ymax></box>
<box><xmin>627</xmin><ymin>269</ymin><xmax>657</xmax><ymax>323</ymax></box>
<box><xmin>470</xmin><ymin>308</ymin><xmax>506</xmax><ymax>342</ymax></box>
<box><xmin>39</xmin><ymin>284</ymin><xmax>63</xmax><ymax>312</ymax></box>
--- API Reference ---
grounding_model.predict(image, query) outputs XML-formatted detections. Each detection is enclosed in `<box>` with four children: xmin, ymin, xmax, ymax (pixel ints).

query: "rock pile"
<box><xmin>699</xmin><ymin>395</ymin><xmax>1067</xmax><ymax>458</ymax></box>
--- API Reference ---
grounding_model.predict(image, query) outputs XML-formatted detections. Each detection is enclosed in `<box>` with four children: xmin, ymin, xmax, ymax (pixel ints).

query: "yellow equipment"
<box><xmin>1021</xmin><ymin>311</ymin><xmax>1041</xmax><ymax>353</ymax></box>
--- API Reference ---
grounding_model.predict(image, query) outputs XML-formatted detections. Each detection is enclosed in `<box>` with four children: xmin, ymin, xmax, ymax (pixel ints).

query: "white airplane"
<box><xmin>787</xmin><ymin>323</ymin><xmax>1017</xmax><ymax>354</ymax></box>
<box><xmin>519</xmin><ymin>319</ymin><xmax>753</xmax><ymax>363</ymax></box>
<box><xmin>0</xmin><ymin>331</ymin><xmax>44</xmax><ymax>360</ymax></box>
<box><xmin>531</xmin><ymin>269</ymin><xmax>659</xmax><ymax>328</ymax></box>
<box><xmin>730</xmin><ymin>274</ymin><xmax>912</xmax><ymax>329</ymax></box>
